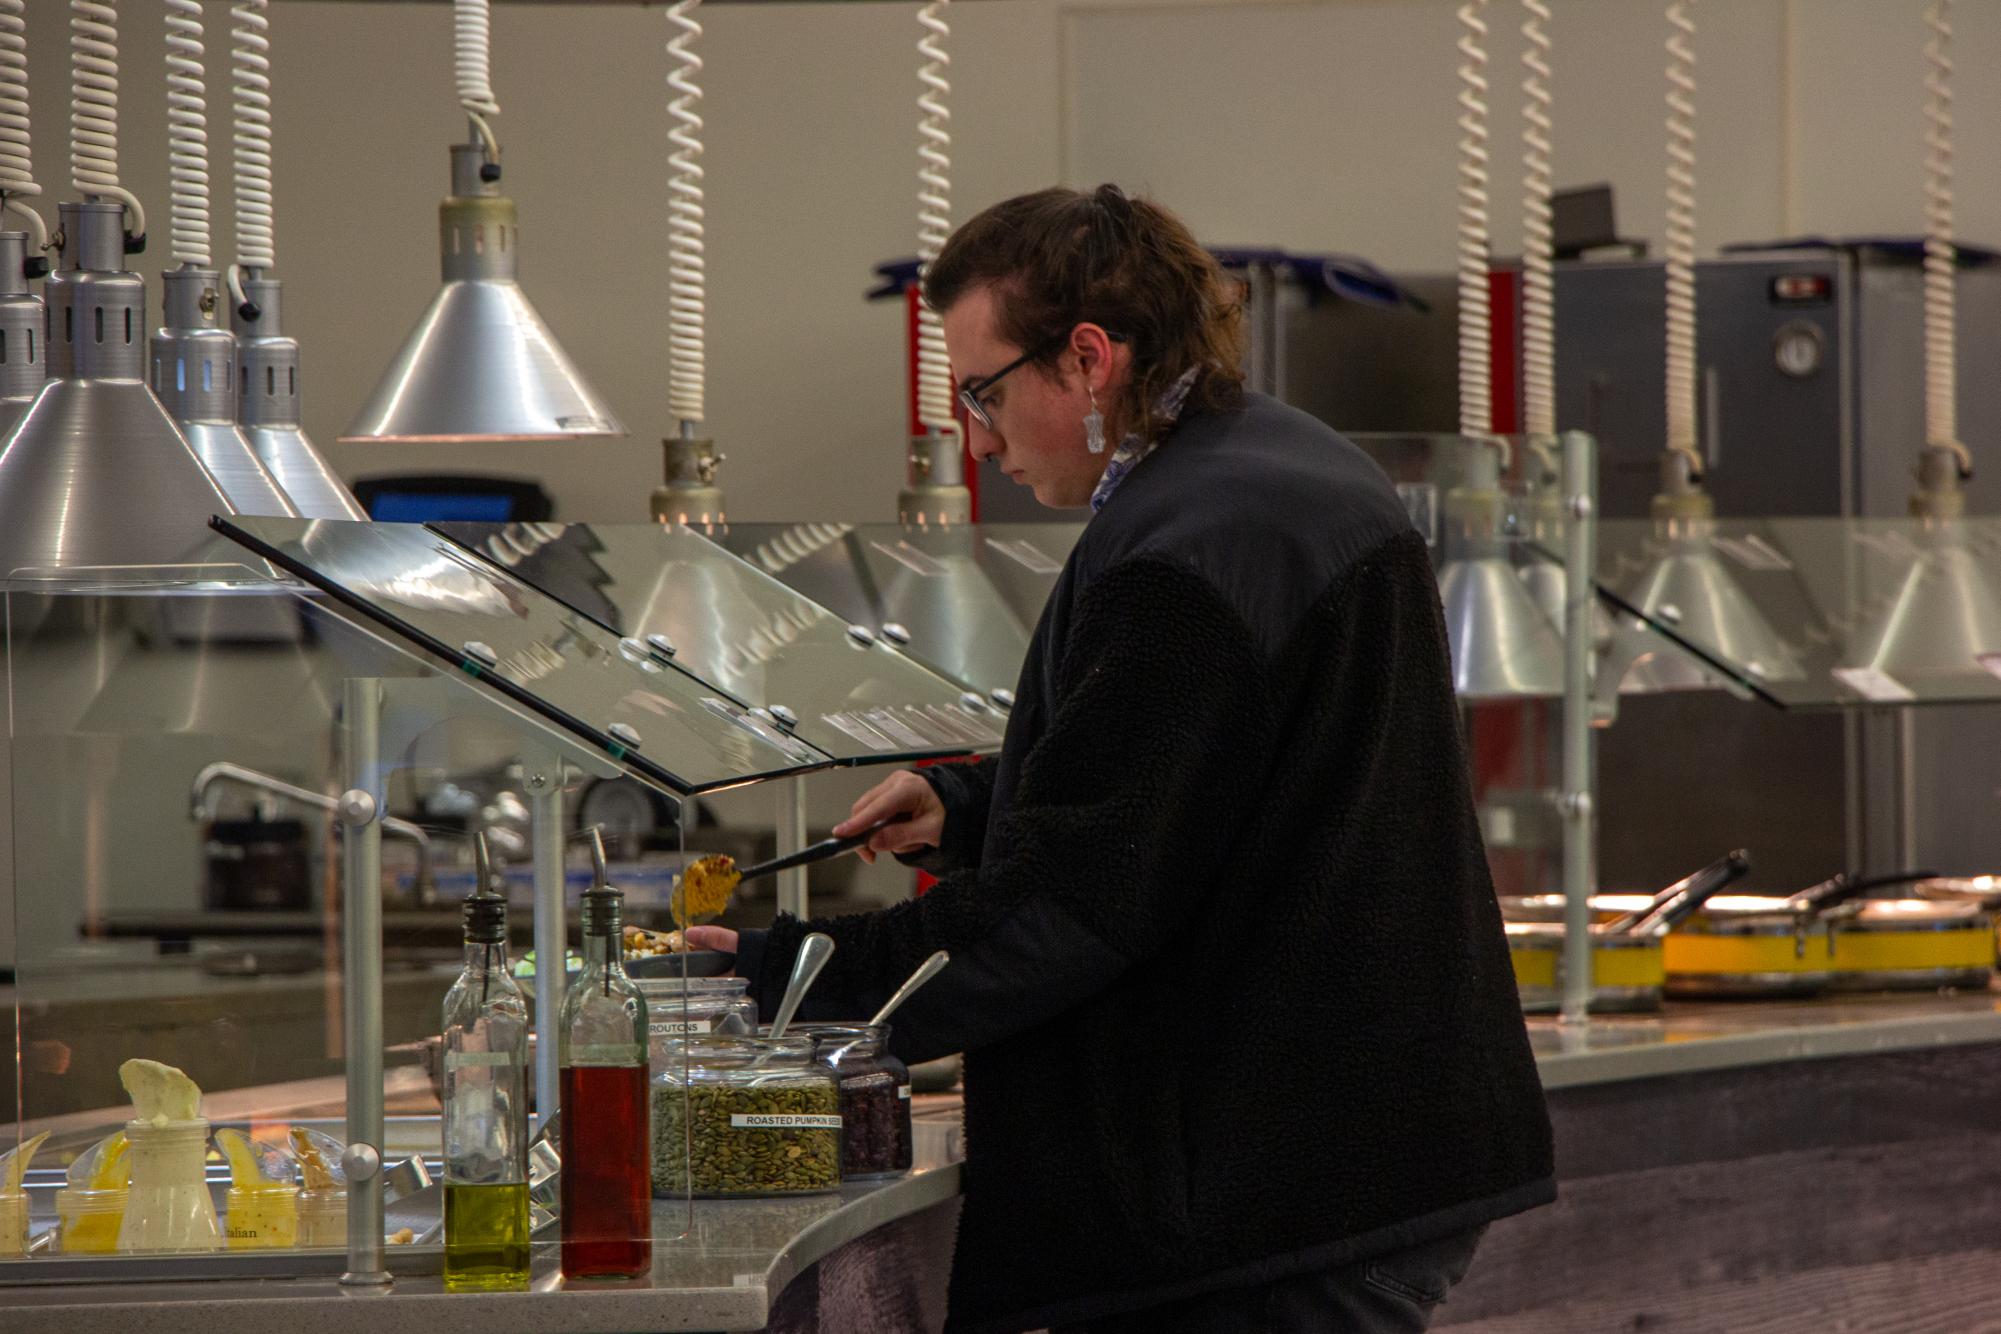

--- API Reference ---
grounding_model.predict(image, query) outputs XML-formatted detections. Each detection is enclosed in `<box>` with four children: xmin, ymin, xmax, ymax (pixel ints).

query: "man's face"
<box><xmin>941</xmin><ymin>286</ymin><xmax>1113</xmax><ymax>510</ymax></box>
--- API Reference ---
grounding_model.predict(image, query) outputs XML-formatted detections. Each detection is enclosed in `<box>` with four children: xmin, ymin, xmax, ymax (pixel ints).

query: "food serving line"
<box><xmin>6</xmin><ymin>986</ymin><xmax>2001</xmax><ymax>1332</ymax></box>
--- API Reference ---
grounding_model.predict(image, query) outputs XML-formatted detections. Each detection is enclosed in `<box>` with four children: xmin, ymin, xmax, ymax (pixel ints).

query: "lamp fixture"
<box><xmin>341</xmin><ymin>0</ymin><xmax>622</xmax><ymax>445</ymax></box>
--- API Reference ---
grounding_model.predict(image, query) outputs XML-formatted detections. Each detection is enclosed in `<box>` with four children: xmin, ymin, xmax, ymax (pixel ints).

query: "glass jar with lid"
<box><xmin>649</xmin><ymin>1034</ymin><xmax>840</xmax><ymax>1198</ymax></box>
<box><xmin>775</xmin><ymin>1024</ymin><xmax>912</xmax><ymax>1180</ymax></box>
<box><xmin>638</xmin><ymin>977</ymin><xmax>758</xmax><ymax>1062</ymax></box>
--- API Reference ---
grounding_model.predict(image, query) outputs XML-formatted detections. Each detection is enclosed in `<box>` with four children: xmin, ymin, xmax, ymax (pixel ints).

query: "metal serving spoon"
<box><xmin>869</xmin><ymin>950</ymin><xmax>950</xmax><ymax>1026</ymax></box>
<box><xmin>766</xmin><ymin>932</ymin><xmax>836</xmax><ymax>1039</ymax></box>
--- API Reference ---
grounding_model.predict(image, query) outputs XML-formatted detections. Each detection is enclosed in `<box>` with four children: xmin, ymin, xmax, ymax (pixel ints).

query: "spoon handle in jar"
<box><xmin>767</xmin><ymin>933</ymin><xmax>836</xmax><ymax>1039</ymax></box>
<box><xmin>869</xmin><ymin>950</ymin><xmax>950</xmax><ymax>1027</ymax></box>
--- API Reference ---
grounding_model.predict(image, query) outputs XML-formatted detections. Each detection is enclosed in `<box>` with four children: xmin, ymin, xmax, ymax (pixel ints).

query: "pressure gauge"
<box><xmin>1773</xmin><ymin>322</ymin><xmax>1825</xmax><ymax>378</ymax></box>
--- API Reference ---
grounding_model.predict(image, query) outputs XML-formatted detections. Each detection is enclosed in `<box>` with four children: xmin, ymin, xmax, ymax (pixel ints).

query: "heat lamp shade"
<box><xmin>1438</xmin><ymin>555</ymin><xmax>1567</xmax><ymax>698</ymax></box>
<box><xmin>0</xmin><ymin>378</ymin><xmax>239</xmax><ymax>575</ymax></box>
<box><xmin>1848</xmin><ymin>541</ymin><xmax>2001</xmax><ymax>679</ymax></box>
<box><xmin>339</xmin><ymin>278</ymin><xmax>626</xmax><ymax>444</ymax></box>
<box><xmin>247</xmin><ymin>424</ymin><xmax>367</xmax><ymax>520</ymax></box>
<box><xmin>1622</xmin><ymin>541</ymin><xmax>1803</xmax><ymax>689</ymax></box>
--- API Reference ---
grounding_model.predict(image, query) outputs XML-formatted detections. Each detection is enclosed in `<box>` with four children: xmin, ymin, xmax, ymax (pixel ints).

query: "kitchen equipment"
<box><xmin>1663</xmin><ymin>870</ymin><xmax>1928</xmax><ymax>998</ymax></box>
<box><xmin>766</xmin><ymin>933</ymin><xmax>835</xmax><ymax>1040</ymax></box>
<box><xmin>869</xmin><ymin>950</ymin><xmax>950</xmax><ymax>1026</ymax></box>
<box><xmin>1506</xmin><ymin>849</ymin><xmax>1749</xmax><ymax>1013</ymax></box>
<box><xmin>203</xmin><ymin>818</ymin><xmax>310</xmax><ymax>912</ymax></box>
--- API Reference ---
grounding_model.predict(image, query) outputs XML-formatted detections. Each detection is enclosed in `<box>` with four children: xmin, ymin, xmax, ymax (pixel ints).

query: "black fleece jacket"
<box><xmin>735</xmin><ymin>392</ymin><xmax>1554</xmax><ymax>1332</ymax></box>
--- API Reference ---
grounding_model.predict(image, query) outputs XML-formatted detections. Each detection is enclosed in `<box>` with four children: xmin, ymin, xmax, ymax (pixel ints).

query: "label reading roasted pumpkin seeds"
<box><xmin>728</xmin><ymin>1113</ymin><xmax>842</xmax><ymax>1130</ymax></box>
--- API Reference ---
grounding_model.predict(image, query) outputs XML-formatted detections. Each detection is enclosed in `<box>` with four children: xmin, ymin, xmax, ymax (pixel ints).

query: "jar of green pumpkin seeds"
<box><xmin>650</xmin><ymin>1034</ymin><xmax>841</xmax><ymax>1198</ymax></box>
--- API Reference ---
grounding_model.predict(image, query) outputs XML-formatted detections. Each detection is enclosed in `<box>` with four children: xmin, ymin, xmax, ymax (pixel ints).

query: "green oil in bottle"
<box><xmin>443</xmin><ymin>1181</ymin><xmax>531</xmax><ymax>1291</ymax></box>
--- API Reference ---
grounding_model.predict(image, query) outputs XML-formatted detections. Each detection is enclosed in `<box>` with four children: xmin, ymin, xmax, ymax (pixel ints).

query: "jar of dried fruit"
<box><xmin>773</xmin><ymin>1023</ymin><xmax>911</xmax><ymax>1180</ymax></box>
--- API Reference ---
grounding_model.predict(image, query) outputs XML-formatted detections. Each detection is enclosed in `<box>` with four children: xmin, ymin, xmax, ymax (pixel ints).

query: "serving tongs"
<box><xmin>1595</xmin><ymin>848</ymin><xmax>1752</xmax><ymax>939</ymax></box>
<box><xmin>1767</xmin><ymin>868</ymin><xmax>1940</xmax><ymax>958</ymax></box>
<box><xmin>732</xmin><ymin>816</ymin><xmax>910</xmax><ymax>888</ymax></box>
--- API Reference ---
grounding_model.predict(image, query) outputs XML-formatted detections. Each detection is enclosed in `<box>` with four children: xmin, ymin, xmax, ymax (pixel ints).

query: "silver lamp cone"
<box><xmin>233</xmin><ymin>275</ymin><xmax>365</xmax><ymax>519</ymax></box>
<box><xmin>1439</xmin><ymin>557</ymin><xmax>1567</xmax><ymax>698</ymax></box>
<box><xmin>1622</xmin><ymin>519</ymin><xmax>1802</xmax><ymax>689</ymax></box>
<box><xmin>0</xmin><ymin>232</ymin><xmax>45</xmax><ymax>441</ymax></box>
<box><xmin>340</xmin><ymin>145</ymin><xmax>624</xmax><ymax>443</ymax></box>
<box><xmin>1849</xmin><ymin>531</ymin><xmax>2001</xmax><ymax>677</ymax></box>
<box><xmin>1848</xmin><ymin>453</ymin><xmax>2001</xmax><ymax>679</ymax></box>
<box><xmin>1434</xmin><ymin>447</ymin><xmax>1565</xmax><ymax>698</ymax></box>
<box><xmin>152</xmin><ymin>267</ymin><xmax>297</xmax><ymax>517</ymax></box>
<box><xmin>0</xmin><ymin>202</ymin><xmax>238</xmax><ymax>575</ymax></box>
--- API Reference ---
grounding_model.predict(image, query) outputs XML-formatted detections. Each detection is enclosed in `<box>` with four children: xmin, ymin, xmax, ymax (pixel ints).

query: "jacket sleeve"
<box><xmin>739</xmin><ymin>556</ymin><xmax>1278</xmax><ymax>1065</ymax></box>
<box><xmin>889</xmin><ymin>756</ymin><xmax>1000</xmax><ymax>876</ymax></box>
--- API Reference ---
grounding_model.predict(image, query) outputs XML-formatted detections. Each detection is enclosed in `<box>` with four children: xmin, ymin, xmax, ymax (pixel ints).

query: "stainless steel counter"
<box><xmin>1525</xmin><ymin>984</ymin><xmax>2001</xmax><ymax>1088</ymax></box>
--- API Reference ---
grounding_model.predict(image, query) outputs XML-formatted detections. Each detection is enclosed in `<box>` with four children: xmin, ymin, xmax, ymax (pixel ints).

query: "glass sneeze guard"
<box><xmin>711</xmin><ymin>521</ymin><xmax>1084</xmax><ymax>705</ymax></box>
<box><xmin>430</xmin><ymin>521</ymin><xmax>1007</xmax><ymax>764</ymax></box>
<box><xmin>4</xmin><ymin>554</ymin><xmax>700</xmax><ymax>1284</ymax></box>
<box><xmin>1591</xmin><ymin>514</ymin><xmax>2001</xmax><ymax>709</ymax></box>
<box><xmin>213</xmin><ymin>517</ymin><xmax>832</xmax><ymax>795</ymax></box>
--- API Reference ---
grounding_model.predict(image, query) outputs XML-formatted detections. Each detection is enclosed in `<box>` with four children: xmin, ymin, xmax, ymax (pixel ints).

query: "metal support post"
<box><xmin>776</xmin><ymin>779</ymin><xmax>809</xmax><ymax>920</ymax></box>
<box><xmin>338</xmin><ymin>679</ymin><xmax>390</xmax><ymax>1286</ymax></box>
<box><xmin>1558</xmin><ymin>432</ymin><xmax>1599</xmax><ymax>1027</ymax></box>
<box><xmin>525</xmin><ymin>759</ymin><xmax>566</xmax><ymax>1135</ymax></box>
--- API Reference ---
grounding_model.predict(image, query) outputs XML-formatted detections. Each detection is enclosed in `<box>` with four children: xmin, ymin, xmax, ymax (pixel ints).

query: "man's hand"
<box><xmin>834</xmin><ymin>770</ymin><xmax>944</xmax><ymax>863</ymax></box>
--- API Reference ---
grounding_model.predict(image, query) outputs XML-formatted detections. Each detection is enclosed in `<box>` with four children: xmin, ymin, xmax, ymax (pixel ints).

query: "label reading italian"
<box><xmin>728</xmin><ymin>1113</ymin><xmax>842</xmax><ymax>1130</ymax></box>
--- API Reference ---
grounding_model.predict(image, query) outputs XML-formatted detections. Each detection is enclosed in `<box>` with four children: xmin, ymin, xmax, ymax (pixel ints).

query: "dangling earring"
<box><xmin>1084</xmin><ymin>386</ymin><xmax>1106</xmax><ymax>455</ymax></box>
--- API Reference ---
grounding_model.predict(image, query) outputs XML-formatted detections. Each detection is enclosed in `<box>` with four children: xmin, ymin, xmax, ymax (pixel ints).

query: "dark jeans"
<box><xmin>1051</xmin><ymin>1227</ymin><xmax>1486</xmax><ymax>1334</ymax></box>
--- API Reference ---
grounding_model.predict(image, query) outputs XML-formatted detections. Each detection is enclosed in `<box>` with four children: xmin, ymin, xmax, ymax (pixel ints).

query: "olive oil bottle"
<box><xmin>441</xmin><ymin>836</ymin><xmax>532</xmax><ymax>1291</ymax></box>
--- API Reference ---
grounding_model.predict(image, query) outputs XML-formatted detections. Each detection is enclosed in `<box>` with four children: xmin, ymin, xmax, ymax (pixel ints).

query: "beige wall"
<box><xmin>10</xmin><ymin>0</ymin><xmax>1994</xmax><ymax>522</ymax></box>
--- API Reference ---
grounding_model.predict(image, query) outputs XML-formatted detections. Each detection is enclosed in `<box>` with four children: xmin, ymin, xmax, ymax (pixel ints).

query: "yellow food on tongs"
<box><xmin>672</xmin><ymin>855</ymin><xmax>741</xmax><ymax>929</ymax></box>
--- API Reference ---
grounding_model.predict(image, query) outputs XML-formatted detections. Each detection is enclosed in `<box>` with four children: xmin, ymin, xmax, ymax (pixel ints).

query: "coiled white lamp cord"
<box><xmin>165</xmin><ymin>0</ymin><xmax>212</xmax><ymax>268</ymax></box>
<box><xmin>914</xmin><ymin>0</ymin><xmax>957</xmax><ymax>439</ymax></box>
<box><xmin>1520</xmin><ymin>0</ymin><xmax>1555</xmax><ymax>442</ymax></box>
<box><xmin>1663</xmin><ymin>0</ymin><xmax>1701</xmax><ymax>476</ymax></box>
<box><xmin>666</xmin><ymin>0</ymin><xmax>705</xmax><ymax>429</ymax></box>
<box><xmin>455</xmin><ymin>0</ymin><xmax>500</xmax><ymax>164</ymax></box>
<box><xmin>70</xmin><ymin>0</ymin><xmax>146</xmax><ymax>242</ymax></box>
<box><xmin>0</xmin><ymin>0</ymin><xmax>46</xmax><ymax>257</ymax></box>
<box><xmin>1455</xmin><ymin>0</ymin><xmax>1494</xmax><ymax>444</ymax></box>
<box><xmin>1923</xmin><ymin>0</ymin><xmax>1970</xmax><ymax>475</ymax></box>
<box><xmin>227</xmin><ymin>0</ymin><xmax>272</xmax><ymax>308</ymax></box>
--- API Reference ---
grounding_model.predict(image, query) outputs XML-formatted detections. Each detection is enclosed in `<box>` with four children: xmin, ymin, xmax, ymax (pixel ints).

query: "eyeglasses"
<box><xmin>956</xmin><ymin>329</ymin><xmax>1127</xmax><ymax>433</ymax></box>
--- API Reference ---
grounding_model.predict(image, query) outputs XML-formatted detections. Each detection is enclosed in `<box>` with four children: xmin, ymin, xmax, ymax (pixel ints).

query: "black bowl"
<box><xmin>628</xmin><ymin>950</ymin><xmax>736</xmax><ymax>979</ymax></box>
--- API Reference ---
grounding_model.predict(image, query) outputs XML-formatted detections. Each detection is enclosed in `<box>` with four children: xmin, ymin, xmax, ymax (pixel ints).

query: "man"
<box><xmin>687</xmin><ymin>185</ymin><xmax>1553</xmax><ymax>1333</ymax></box>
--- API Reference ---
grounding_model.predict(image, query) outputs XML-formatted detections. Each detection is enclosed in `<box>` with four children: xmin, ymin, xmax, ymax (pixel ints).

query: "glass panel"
<box><xmin>214</xmin><ymin>518</ymin><xmax>832</xmax><ymax>795</ymax></box>
<box><xmin>432</xmin><ymin>522</ymin><xmax>1006</xmax><ymax>764</ymax></box>
<box><xmin>1592</xmin><ymin>514</ymin><xmax>2001</xmax><ymax>709</ymax></box>
<box><xmin>712</xmin><ymin>522</ymin><xmax>1083</xmax><ymax>702</ymax></box>
<box><xmin>4</xmin><ymin>562</ymin><xmax>693</xmax><ymax>1279</ymax></box>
